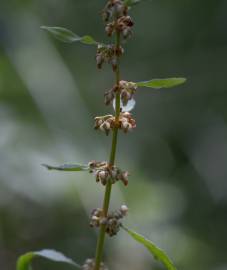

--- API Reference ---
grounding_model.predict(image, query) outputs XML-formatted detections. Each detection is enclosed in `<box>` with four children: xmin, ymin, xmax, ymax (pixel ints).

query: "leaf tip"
<box><xmin>41</xmin><ymin>164</ymin><xmax>52</xmax><ymax>170</ymax></box>
<box><xmin>40</xmin><ymin>25</ymin><xmax>48</xmax><ymax>30</ymax></box>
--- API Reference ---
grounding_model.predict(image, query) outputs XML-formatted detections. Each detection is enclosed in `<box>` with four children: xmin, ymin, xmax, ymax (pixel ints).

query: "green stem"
<box><xmin>94</xmin><ymin>31</ymin><xmax>121</xmax><ymax>270</ymax></box>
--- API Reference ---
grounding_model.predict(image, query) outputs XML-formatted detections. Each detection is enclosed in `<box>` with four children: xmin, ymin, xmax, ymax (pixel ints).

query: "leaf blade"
<box><xmin>16</xmin><ymin>249</ymin><xmax>81</xmax><ymax>270</ymax></box>
<box><xmin>40</xmin><ymin>26</ymin><xmax>81</xmax><ymax>43</ymax></box>
<box><xmin>41</xmin><ymin>26</ymin><xmax>98</xmax><ymax>45</ymax></box>
<box><xmin>17</xmin><ymin>252</ymin><xmax>34</xmax><ymax>270</ymax></box>
<box><xmin>136</xmin><ymin>77</ymin><xmax>186</xmax><ymax>89</ymax></box>
<box><xmin>42</xmin><ymin>163</ymin><xmax>89</xmax><ymax>172</ymax></box>
<box><xmin>122</xmin><ymin>226</ymin><xmax>177</xmax><ymax>270</ymax></box>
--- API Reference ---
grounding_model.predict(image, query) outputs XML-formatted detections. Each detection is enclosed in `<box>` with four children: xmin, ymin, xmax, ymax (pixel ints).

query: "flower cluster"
<box><xmin>94</xmin><ymin>112</ymin><xmax>136</xmax><ymax>135</ymax></box>
<box><xmin>103</xmin><ymin>0</ymin><xmax>134</xmax><ymax>40</ymax></box>
<box><xmin>82</xmin><ymin>258</ymin><xmax>108</xmax><ymax>270</ymax></box>
<box><xmin>102</xmin><ymin>0</ymin><xmax>128</xmax><ymax>22</ymax></box>
<box><xmin>104</xmin><ymin>80</ymin><xmax>137</xmax><ymax>106</ymax></box>
<box><xmin>90</xmin><ymin>205</ymin><xmax>128</xmax><ymax>237</ymax></box>
<box><xmin>88</xmin><ymin>161</ymin><xmax>129</xmax><ymax>186</ymax></box>
<box><xmin>96</xmin><ymin>44</ymin><xmax>124</xmax><ymax>71</ymax></box>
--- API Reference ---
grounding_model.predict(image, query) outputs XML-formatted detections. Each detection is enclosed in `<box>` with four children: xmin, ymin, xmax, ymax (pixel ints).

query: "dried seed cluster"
<box><xmin>94</xmin><ymin>112</ymin><xmax>136</xmax><ymax>135</ymax></box>
<box><xmin>104</xmin><ymin>80</ymin><xmax>137</xmax><ymax>106</ymax></box>
<box><xmin>88</xmin><ymin>161</ymin><xmax>129</xmax><ymax>186</ymax></box>
<box><xmin>82</xmin><ymin>258</ymin><xmax>108</xmax><ymax>270</ymax></box>
<box><xmin>103</xmin><ymin>0</ymin><xmax>134</xmax><ymax>40</ymax></box>
<box><xmin>96</xmin><ymin>44</ymin><xmax>124</xmax><ymax>71</ymax></box>
<box><xmin>90</xmin><ymin>205</ymin><xmax>128</xmax><ymax>237</ymax></box>
<box><xmin>102</xmin><ymin>0</ymin><xmax>128</xmax><ymax>22</ymax></box>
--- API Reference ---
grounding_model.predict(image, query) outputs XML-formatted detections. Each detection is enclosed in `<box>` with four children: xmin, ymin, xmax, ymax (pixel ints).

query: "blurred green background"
<box><xmin>1</xmin><ymin>0</ymin><xmax>227</xmax><ymax>269</ymax></box>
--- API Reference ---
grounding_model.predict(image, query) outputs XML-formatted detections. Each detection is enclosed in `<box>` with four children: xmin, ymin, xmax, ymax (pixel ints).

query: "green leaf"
<box><xmin>42</xmin><ymin>163</ymin><xmax>89</xmax><ymax>172</ymax></box>
<box><xmin>136</xmin><ymin>77</ymin><xmax>186</xmax><ymax>89</ymax></box>
<box><xmin>40</xmin><ymin>26</ymin><xmax>81</xmax><ymax>43</ymax></box>
<box><xmin>122</xmin><ymin>226</ymin><xmax>177</xmax><ymax>270</ymax></box>
<box><xmin>41</xmin><ymin>26</ymin><xmax>97</xmax><ymax>45</ymax></box>
<box><xmin>17</xmin><ymin>249</ymin><xmax>81</xmax><ymax>270</ymax></box>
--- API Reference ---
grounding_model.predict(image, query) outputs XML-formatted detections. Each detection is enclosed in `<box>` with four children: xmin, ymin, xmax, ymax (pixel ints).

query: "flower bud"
<box><xmin>121</xmin><ymin>121</ymin><xmax>129</xmax><ymax>129</ymax></box>
<box><xmin>105</xmin><ymin>23</ymin><xmax>114</xmax><ymax>36</ymax></box>
<box><xmin>98</xmin><ymin>170</ymin><xmax>107</xmax><ymax>181</ymax></box>
<box><xmin>120</xmin><ymin>171</ymin><xmax>129</xmax><ymax>186</ymax></box>
<box><xmin>120</xmin><ymin>204</ymin><xmax>128</xmax><ymax>215</ymax></box>
<box><xmin>91</xmin><ymin>215</ymin><xmax>99</xmax><ymax>222</ymax></box>
<box><xmin>96</xmin><ymin>54</ymin><xmax>103</xmax><ymax>69</ymax></box>
<box><xmin>111</xmin><ymin>57</ymin><xmax>117</xmax><ymax>71</ymax></box>
<box><xmin>100</xmin><ymin>121</ymin><xmax>111</xmax><ymax>135</ymax></box>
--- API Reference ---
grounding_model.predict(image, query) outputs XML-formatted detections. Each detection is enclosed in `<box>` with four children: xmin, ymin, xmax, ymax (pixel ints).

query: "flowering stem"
<box><xmin>94</xmin><ymin>31</ymin><xmax>121</xmax><ymax>270</ymax></box>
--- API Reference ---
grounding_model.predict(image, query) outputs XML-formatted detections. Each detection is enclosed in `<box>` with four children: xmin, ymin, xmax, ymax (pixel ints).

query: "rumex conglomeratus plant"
<box><xmin>17</xmin><ymin>1</ymin><xmax>186</xmax><ymax>270</ymax></box>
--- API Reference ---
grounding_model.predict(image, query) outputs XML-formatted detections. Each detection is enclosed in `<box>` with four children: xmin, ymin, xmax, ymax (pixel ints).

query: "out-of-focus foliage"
<box><xmin>17</xmin><ymin>249</ymin><xmax>81</xmax><ymax>270</ymax></box>
<box><xmin>0</xmin><ymin>1</ymin><xmax>227</xmax><ymax>270</ymax></box>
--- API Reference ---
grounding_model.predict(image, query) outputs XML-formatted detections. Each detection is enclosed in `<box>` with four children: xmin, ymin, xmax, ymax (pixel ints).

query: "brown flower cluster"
<box><xmin>104</xmin><ymin>80</ymin><xmax>137</xmax><ymax>106</ymax></box>
<box><xmin>90</xmin><ymin>205</ymin><xmax>128</xmax><ymax>237</ymax></box>
<box><xmin>82</xmin><ymin>258</ymin><xmax>108</xmax><ymax>270</ymax></box>
<box><xmin>96</xmin><ymin>44</ymin><xmax>124</xmax><ymax>71</ymax></box>
<box><xmin>102</xmin><ymin>0</ymin><xmax>128</xmax><ymax>22</ymax></box>
<box><xmin>88</xmin><ymin>161</ymin><xmax>129</xmax><ymax>186</ymax></box>
<box><xmin>94</xmin><ymin>112</ymin><xmax>136</xmax><ymax>135</ymax></box>
<box><xmin>103</xmin><ymin>0</ymin><xmax>134</xmax><ymax>39</ymax></box>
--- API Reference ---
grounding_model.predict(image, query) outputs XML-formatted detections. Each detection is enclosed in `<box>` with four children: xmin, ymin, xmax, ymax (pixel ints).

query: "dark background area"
<box><xmin>0</xmin><ymin>0</ymin><xmax>227</xmax><ymax>270</ymax></box>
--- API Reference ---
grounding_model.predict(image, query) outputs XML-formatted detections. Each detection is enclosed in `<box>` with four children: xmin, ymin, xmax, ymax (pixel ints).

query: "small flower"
<box><xmin>104</xmin><ymin>81</ymin><xmax>137</xmax><ymax>107</ymax></box>
<box><xmin>88</xmin><ymin>160</ymin><xmax>130</xmax><ymax>186</ymax></box>
<box><xmin>96</xmin><ymin>44</ymin><xmax>124</xmax><ymax>70</ymax></box>
<box><xmin>89</xmin><ymin>205</ymin><xmax>129</xmax><ymax>237</ymax></box>
<box><xmin>119</xmin><ymin>112</ymin><xmax>136</xmax><ymax>133</ymax></box>
<box><xmin>82</xmin><ymin>258</ymin><xmax>108</xmax><ymax>270</ymax></box>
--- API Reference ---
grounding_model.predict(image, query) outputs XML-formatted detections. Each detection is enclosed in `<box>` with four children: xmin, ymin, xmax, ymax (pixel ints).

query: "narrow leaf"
<box><xmin>42</xmin><ymin>163</ymin><xmax>89</xmax><ymax>172</ymax></box>
<box><xmin>17</xmin><ymin>249</ymin><xmax>81</xmax><ymax>270</ymax></box>
<box><xmin>41</xmin><ymin>26</ymin><xmax>98</xmax><ymax>45</ymax></box>
<box><xmin>122</xmin><ymin>226</ymin><xmax>177</xmax><ymax>270</ymax></box>
<box><xmin>136</xmin><ymin>77</ymin><xmax>186</xmax><ymax>89</ymax></box>
<box><xmin>41</xmin><ymin>26</ymin><xmax>81</xmax><ymax>43</ymax></box>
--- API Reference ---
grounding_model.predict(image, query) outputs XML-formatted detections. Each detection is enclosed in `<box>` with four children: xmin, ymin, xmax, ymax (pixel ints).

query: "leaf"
<box><xmin>122</xmin><ymin>226</ymin><xmax>177</xmax><ymax>270</ymax></box>
<box><xmin>40</xmin><ymin>26</ymin><xmax>81</xmax><ymax>43</ymax></box>
<box><xmin>136</xmin><ymin>77</ymin><xmax>186</xmax><ymax>89</ymax></box>
<box><xmin>42</xmin><ymin>163</ymin><xmax>89</xmax><ymax>172</ymax></box>
<box><xmin>41</xmin><ymin>26</ymin><xmax>97</xmax><ymax>45</ymax></box>
<box><xmin>16</xmin><ymin>249</ymin><xmax>81</xmax><ymax>270</ymax></box>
